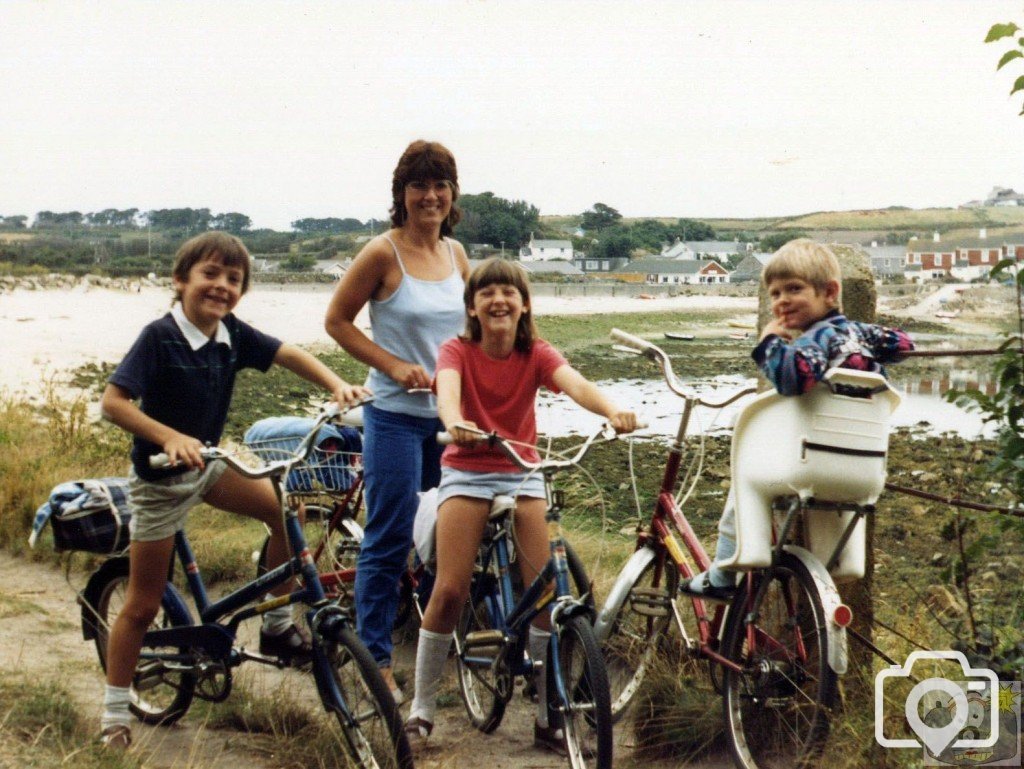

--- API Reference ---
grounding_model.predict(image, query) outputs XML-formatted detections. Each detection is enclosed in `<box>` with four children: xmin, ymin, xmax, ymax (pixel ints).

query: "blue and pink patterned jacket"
<box><xmin>752</xmin><ymin>310</ymin><xmax>914</xmax><ymax>396</ymax></box>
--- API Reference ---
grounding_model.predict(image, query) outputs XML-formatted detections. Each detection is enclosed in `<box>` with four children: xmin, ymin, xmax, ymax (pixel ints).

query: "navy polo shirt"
<box><xmin>109</xmin><ymin>307</ymin><xmax>282</xmax><ymax>481</ymax></box>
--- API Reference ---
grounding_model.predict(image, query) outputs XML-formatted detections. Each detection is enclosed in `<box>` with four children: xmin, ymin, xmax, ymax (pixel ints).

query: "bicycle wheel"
<box><xmin>91</xmin><ymin>560</ymin><xmax>196</xmax><ymax>725</ymax></box>
<box><xmin>551</xmin><ymin>615</ymin><xmax>613</xmax><ymax>769</ymax></box>
<box><xmin>256</xmin><ymin>503</ymin><xmax>363</xmax><ymax>582</ymax></box>
<box><xmin>317</xmin><ymin>625</ymin><xmax>412</xmax><ymax>769</ymax></box>
<box><xmin>721</xmin><ymin>552</ymin><xmax>837</xmax><ymax>769</ymax></box>
<box><xmin>597</xmin><ymin>549</ymin><xmax>679</xmax><ymax>721</ymax></box>
<box><xmin>455</xmin><ymin>577</ymin><xmax>509</xmax><ymax>733</ymax></box>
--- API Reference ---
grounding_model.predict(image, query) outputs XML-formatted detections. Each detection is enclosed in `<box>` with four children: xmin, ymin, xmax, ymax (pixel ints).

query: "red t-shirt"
<box><xmin>436</xmin><ymin>337</ymin><xmax>567</xmax><ymax>473</ymax></box>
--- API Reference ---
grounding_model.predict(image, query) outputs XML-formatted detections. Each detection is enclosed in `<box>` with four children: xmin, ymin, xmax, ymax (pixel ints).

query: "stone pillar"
<box><xmin>756</xmin><ymin>243</ymin><xmax>878</xmax><ymax>702</ymax></box>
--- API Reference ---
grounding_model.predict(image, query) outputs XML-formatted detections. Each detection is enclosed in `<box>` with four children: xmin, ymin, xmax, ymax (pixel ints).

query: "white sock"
<box><xmin>101</xmin><ymin>684</ymin><xmax>132</xmax><ymax>731</ymax></box>
<box><xmin>263</xmin><ymin>597</ymin><xmax>292</xmax><ymax>635</ymax></box>
<box><xmin>410</xmin><ymin>628</ymin><xmax>451</xmax><ymax>724</ymax></box>
<box><xmin>708</xmin><ymin>534</ymin><xmax>737</xmax><ymax>588</ymax></box>
<box><xmin>529</xmin><ymin>625</ymin><xmax>552</xmax><ymax>728</ymax></box>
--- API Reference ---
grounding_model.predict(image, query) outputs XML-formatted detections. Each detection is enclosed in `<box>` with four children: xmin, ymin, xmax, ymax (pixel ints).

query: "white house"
<box><xmin>614</xmin><ymin>257</ymin><xmax>730</xmax><ymax>285</ymax></box>
<box><xmin>520</xmin><ymin>235</ymin><xmax>574</xmax><ymax>262</ymax></box>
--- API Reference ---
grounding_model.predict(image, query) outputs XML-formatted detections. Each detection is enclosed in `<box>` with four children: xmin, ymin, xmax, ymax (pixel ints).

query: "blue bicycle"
<box><xmin>447</xmin><ymin>426</ymin><xmax>617</xmax><ymax>769</ymax></box>
<box><xmin>79</xmin><ymin>401</ymin><xmax>413</xmax><ymax>769</ymax></box>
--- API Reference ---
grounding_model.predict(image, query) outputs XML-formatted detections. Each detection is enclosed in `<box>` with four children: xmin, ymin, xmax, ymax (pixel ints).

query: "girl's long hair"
<box><xmin>461</xmin><ymin>258</ymin><xmax>538</xmax><ymax>354</ymax></box>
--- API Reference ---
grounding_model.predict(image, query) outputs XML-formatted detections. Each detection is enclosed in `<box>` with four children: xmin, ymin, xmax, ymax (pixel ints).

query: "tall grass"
<box><xmin>0</xmin><ymin>675</ymin><xmax>140</xmax><ymax>769</ymax></box>
<box><xmin>0</xmin><ymin>387</ymin><xmax>127</xmax><ymax>558</ymax></box>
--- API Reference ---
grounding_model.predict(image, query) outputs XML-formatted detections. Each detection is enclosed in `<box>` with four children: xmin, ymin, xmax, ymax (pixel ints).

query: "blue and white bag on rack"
<box><xmin>29</xmin><ymin>478</ymin><xmax>132</xmax><ymax>555</ymax></box>
<box><xmin>243</xmin><ymin>417</ymin><xmax>361</xmax><ymax>493</ymax></box>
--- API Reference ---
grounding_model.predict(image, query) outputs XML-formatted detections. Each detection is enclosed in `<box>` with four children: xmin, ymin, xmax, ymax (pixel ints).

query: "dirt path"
<box><xmin>0</xmin><ymin>551</ymin><xmax>731</xmax><ymax>768</ymax></box>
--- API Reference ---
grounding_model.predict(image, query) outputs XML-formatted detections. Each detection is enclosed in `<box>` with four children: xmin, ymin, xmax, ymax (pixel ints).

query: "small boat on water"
<box><xmin>665</xmin><ymin>332</ymin><xmax>695</xmax><ymax>341</ymax></box>
<box><xmin>728</xmin><ymin>331</ymin><xmax>750</xmax><ymax>341</ymax></box>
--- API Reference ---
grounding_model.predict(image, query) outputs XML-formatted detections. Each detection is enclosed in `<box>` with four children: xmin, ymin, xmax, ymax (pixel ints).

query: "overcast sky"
<box><xmin>3</xmin><ymin>0</ymin><xmax>1023</xmax><ymax>230</ymax></box>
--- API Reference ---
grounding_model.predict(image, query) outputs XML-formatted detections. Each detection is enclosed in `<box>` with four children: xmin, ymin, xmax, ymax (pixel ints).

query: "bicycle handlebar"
<box><xmin>436</xmin><ymin>423</ymin><xmax>625</xmax><ymax>474</ymax></box>
<box><xmin>610</xmin><ymin>327</ymin><xmax>756</xmax><ymax>409</ymax></box>
<box><xmin>148</xmin><ymin>397</ymin><xmax>374</xmax><ymax>477</ymax></box>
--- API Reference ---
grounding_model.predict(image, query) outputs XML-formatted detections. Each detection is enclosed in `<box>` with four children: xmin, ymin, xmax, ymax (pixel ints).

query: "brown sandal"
<box><xmin>403</xmin><ymin>716</ymin><xmax>433</xmax><ymax>750</ymax></box>
<box><xmin>100</xmin><ymin>724</ymin><xmax>132</xmax><ymax>750</ymax></box>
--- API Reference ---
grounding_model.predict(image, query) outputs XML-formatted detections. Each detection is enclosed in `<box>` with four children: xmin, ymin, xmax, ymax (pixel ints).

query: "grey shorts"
<box><xmin>436</xmin><ymin>466</ymin><xmax>545</xmax><ymax>509</ymax></box>
<box><xmin>128</xmin><ymin>462</ymin><xmax>229</xmax><ymax>542</ymax></box>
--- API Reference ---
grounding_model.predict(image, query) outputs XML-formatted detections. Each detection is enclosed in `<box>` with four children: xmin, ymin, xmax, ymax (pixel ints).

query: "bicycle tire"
<box><xmin>596</xmin><ymin>549</ymin><xmax>679</xmax><ymax>721</ymax></box>
<box><xmin>90</xmin><ymin>559</ymin><xmax>196</xmax><ymax>725</ymax></box>
<box><xmin>317</xmin><ymin>624</ymin><xmax>413</xmax><ymax>769</ymax></box>
<box><xmin>455</xmin><ymin>577</ymin><xmax>509</xmax><ymax>732</ymax></box>
<box><xmin>721</xmin><ymin>552</ymin><xmax>837</xmax><ymax>769</ymax></box>
<box><xmin>551</xmin><ymin>615</ymin><xmax>613</xmax><ymax>769</ymax></box>
<box><xmin>256</xmin><ymin>503</ymin><xmax>364</xmax><ymax>582</ymax></box>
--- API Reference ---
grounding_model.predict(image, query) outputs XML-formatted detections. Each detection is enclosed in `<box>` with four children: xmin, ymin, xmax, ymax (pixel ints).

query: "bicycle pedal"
<box><xmin>133</xmin><ymin>660</ymin><xmax>170</xmax><ymax>691</ymax></box>
<box><xmin>629</xmin><ymin>587</ymin><xmax>672</xmax><ymax>618</ymax></box>
<box><xmin>463</xmin><ymin>629</ymin><xmax>506</xmax><ymax>649</ymax></box>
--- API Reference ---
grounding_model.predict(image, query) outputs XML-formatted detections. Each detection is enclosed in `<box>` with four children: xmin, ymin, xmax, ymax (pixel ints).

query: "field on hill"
<box><xmin>541</xmin><ymin>205</ymin><xmax>1024</xmax><ymax>240</ymax></box>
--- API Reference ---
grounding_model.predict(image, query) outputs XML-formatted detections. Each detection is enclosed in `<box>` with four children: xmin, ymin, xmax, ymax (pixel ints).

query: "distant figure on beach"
<box><xmin>324</xmin><ymin>140</ymin><xmax>470</xmax><ymax>701</ymax></box>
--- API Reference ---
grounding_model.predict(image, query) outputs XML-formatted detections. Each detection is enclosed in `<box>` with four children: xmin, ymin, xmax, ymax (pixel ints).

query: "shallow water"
<box><xmin>535</xmin><ymin>375</ymin><xmax>990</xmax><ymax>439</ymax></box>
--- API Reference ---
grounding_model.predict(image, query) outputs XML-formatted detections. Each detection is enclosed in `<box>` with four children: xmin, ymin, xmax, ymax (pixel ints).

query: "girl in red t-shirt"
<box><xmin>405</xmin><ymin>258</ymin><xmax>636</xmax><ymax>753</ymax></box>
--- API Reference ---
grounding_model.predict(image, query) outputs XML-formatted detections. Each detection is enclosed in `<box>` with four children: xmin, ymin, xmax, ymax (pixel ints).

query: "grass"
<box><xmin>0</xmin><ymin>675</ymin><xmax>140</xmax><ymax>769</ymax></box>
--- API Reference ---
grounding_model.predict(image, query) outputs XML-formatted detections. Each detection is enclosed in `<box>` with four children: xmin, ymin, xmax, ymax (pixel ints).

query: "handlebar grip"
<box><xmin>610</xmin><ymin>328</ymin><xmax>654</xmax><ymax>352</ymax></box>
<box><xmin>149</xmin><ymin>453</ymin><xmax>172</xmax><ymax>469</ymax></box>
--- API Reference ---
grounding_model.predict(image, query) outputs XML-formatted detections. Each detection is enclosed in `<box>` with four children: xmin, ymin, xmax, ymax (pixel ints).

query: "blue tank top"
<box><xmin>366</xmin><ymin>235</ymin><xmax>465</xmax><ymax>418</ymax></box>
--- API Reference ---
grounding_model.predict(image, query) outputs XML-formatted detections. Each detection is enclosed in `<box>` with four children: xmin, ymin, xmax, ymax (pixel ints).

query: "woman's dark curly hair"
<box><xmin>389</xmin><ymin>140</ymin><xmax>462</xmax><ymax>236</ymax></box>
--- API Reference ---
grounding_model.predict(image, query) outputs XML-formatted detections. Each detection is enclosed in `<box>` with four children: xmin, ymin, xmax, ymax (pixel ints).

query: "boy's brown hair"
<box><xmin>762</xmin><ymin>238</ymin><xmax>843</xmax><ymax>308</ymax></box>
<box><xmin>461</xmin><ymin>258</ymin><xmax>538</xmax><ymax>354</ymax></box>
<box><xmin>171</xmin><ymin>231</ymin><xmax>253</xmax><ymax>302</ymax></box>
<box><xmin>389</xmin><ymin>140</ymin><xmax>462</xmax><ymax>236</ymax></box>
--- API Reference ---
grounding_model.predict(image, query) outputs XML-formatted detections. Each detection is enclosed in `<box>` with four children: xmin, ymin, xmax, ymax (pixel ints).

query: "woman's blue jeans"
<box><xmin>356</xmin><ymin>404</ymin><xmax>443</xmax><ymax>667</ymax></box>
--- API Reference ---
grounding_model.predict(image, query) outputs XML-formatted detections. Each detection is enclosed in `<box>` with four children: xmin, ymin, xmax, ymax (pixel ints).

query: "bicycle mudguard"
<box><xmin>782</xmin><ymin>544</ymin><xmax>848</xmax><ymax>675</ymax></box>
<box><xmin>592</xmin><ymin>546</ymin><xmax>658</xmax><ymax>642</ymax></box>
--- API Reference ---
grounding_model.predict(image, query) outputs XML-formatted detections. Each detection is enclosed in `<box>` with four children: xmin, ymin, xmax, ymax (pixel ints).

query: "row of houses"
<box><xmin>258</xmin><ymin>232</ymin><xmax>1024</xmax><ymax>286</ymax></box>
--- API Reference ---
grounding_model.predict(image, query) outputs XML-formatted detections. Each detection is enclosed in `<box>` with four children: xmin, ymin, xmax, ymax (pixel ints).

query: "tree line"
<box><xmin>1</xmin><ymin>195</ymin><xmax>727</xmax><ymax>277</ymax></box>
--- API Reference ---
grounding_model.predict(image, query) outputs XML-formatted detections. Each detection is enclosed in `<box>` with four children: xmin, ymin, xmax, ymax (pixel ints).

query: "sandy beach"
<box><xmin>0</xmin><ymin>284</ymin><xmax>756</xmax><ymax>396</ymax></box>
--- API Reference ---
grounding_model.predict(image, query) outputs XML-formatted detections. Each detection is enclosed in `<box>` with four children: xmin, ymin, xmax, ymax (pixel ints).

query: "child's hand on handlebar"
<box><xmin>163</xmin><ymin>433</ymin><xmax>205</xmax><ymax>469</ymax></box>
<box><xmin>448</xmin><ymin>420</ymin><xmax>482</xmax><ymax>447</ymax></box>
<box><xmin>608</xmin><ymin>410</ymin><xmax>639</xmax><ymax>434</ymax></box>
<box><xmin>332</xmin><ymin>382</ymin><xmax>372</xmax><ymax>406</ymax></box>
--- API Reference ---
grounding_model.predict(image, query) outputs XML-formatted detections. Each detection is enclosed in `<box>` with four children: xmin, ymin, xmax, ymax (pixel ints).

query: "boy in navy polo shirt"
<box><xmin>97</xmin><ymin>231</ymin><xmax>369</xmax><ymax>749</ymax></box>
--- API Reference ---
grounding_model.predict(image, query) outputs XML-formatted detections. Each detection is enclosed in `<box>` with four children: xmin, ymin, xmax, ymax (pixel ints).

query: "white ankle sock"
<box><xmin>262</xmin><ymin>597</ymin><xmax>292</xmax><ymax>635</ymax></box>
<box><xmin>410</xmin><ymin>628</ymin><xmax>451</xmax><ymax>724</ymax></box>
<box><xmin>101</xmin><ymin>684</ymin><xmax>132</xmax><ymax>731</ymax></box>
<box><xmin>529</xmin><ymin>626</ymin><xmax>552</xmax><ymax>728</ymax></box>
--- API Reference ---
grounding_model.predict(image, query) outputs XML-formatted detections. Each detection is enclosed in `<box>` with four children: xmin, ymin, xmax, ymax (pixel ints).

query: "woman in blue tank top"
<box><xmin>325</xmin><ymin>141</ymin><xmax>469</xmax><ymax>698</ymax></box>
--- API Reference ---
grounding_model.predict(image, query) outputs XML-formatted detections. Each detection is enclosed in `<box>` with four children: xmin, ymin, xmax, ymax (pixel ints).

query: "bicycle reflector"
<box><xmin>832</xmin><ymin>604</ymin><xmax>853</xmax><ymax>628</ymax></box>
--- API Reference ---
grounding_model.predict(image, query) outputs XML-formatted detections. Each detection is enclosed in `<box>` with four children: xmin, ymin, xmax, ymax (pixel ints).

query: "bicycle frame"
<box><xmin>628</xmin><ymin>384</ymin><xmax>755</xmax><ymax>673</ymax></box>
<box><xmin>461</xmin><ymin>480</ymin><xmax>585</xmax><ymax>678</ymax></box>
<box><xmin>142</xmin><ymin>509</ymin><xmax>332</xmax><ymax>657</ymax></box>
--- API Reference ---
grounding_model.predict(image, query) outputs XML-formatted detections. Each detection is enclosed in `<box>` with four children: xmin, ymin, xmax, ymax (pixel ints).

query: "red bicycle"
<box><xmin>594</xmin><ymin>329</ymin><xmax>899</xmax><ymax>769</ymax></box>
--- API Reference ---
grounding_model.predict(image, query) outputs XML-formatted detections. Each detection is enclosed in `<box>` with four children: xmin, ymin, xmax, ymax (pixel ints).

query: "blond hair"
<box><xmin>762</xmin><ymin>238</ymin><xmax>842</xmax><ymax>306</ymax></box>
